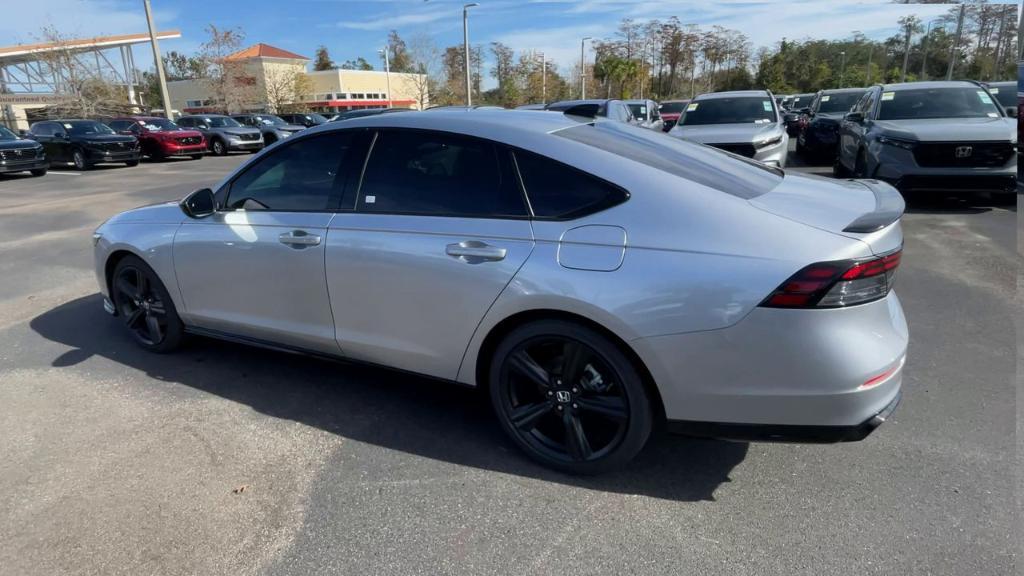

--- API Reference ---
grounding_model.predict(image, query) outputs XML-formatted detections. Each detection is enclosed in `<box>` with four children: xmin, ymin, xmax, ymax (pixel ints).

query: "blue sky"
<box><xmin>0</xmin><ymin>0</ymin><xmax>997</xmax><ymax>88</ymax></box>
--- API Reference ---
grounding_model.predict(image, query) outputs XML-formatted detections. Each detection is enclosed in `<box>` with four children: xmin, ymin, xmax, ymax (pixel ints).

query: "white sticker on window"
<box><xmin>987</xmin><ymin>112</ymin><xmax>999</xmax><ymax>117</ymax></box>
<box><xmin>989</xmin><ymin>87</ymin><xmax>1000</xmax><ymax>94</ymax></box>
<box><xmin>364</xmin><ymin>195</ymin><xmax>376</xmax><ymax>204</ymax></box>
<box><xmin>822</xmin><ymin>95</ymin><xmax>832</xmax><ymax>102</ymax></box>
<box><xmin>63</xmin><ymin>123</ymin><xmax>73</xmax><ymax>129</ymax></box>
<box><xmin>977</xmin><ymin>91</ymin><xmax>993</xmax><ymax>104</ymax></box>
<box><xmin>881</xmin><ymin>92</ymin><xmax>895</xmax><ymax>101</ymax></box>
<box><xmin>762</xmin><ymin>100</ymin><xmax>772</xmax><ymax>111</ymax></box>
<box><xmin>686</xmin><ymin>103</ymin><xmax>698</xmax><ymax>111</ymax></box>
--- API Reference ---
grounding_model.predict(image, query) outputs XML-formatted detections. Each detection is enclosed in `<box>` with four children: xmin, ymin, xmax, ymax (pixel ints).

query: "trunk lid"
<box><xmin>748</xmin><ymin>171</ymin><xmax>904</xmax><ymax>255</ymax></box>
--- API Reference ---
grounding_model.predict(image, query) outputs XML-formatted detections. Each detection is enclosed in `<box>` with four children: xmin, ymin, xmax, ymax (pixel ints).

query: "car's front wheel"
<box><xmin>211</xmin><ymin>139</ymin><xmax>227</xmax><ymax>156</ymax></box>
<box><xmin>30</xmin><ymin>168</ymin><xmax>47</xmax><ymax>177</ymax></box>
<box><xmin>489</xmin><ymin>320</ymin><xmax>653</xmax><ymax>474</ymax></box>
<box><xmin>111</xmin><ymin>255</ymin><xmax>184</xmax><ymax>353</ymax></box>
<box><xmin>72</xmin><ymin>149</ymin><xmax>91</xmax><ymax>171</ymax></box>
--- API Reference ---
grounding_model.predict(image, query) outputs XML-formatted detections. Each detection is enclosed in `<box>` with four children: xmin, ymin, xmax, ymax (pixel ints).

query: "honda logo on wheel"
<box><xmin>955</xmin><ymin>146</ymin><xmax>973</xmax><ymax>158</ymax></box>
<box><xmin>555</xmin><ymin>390</ymin><xmax>572</xmax><ymax>403</ymax></box>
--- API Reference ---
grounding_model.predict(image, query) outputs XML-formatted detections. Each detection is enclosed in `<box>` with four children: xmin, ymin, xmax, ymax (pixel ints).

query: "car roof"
<box><xmin>621</xmin><ymin>99</ymin><xmax>654</xmax><ymax>104</ymax></box>
<box><xmin>876</xmin><ymin>80</ymin><xmax>981</xmax><ymax>91</ymax></box>
<box><xmin>818</xmin><ymin>87</ymin><xmax>868</xmax><ymax>95</ymax></box>
<box><xmin>547</xmin><ymin>99</ymin><xmax>618</xmax><ymax>108</ymax></box>
<box><xmin>181</xmin><ymin>113</ymin><xmax>228</xmax><ymax>118</ymax></box>
<box><xmin>694</xmin><ymin>90</ymin><xmax>771</xmax><ymax>100</ymax></box>
<box><xmin>660</xmin><ymin>99</ymin><xmax>689</xmax><ymax>103</ymax></box>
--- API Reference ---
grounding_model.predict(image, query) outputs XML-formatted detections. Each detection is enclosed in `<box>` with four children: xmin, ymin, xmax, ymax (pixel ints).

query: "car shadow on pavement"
<box><xmin>31</xmin><ymin>294</ymin><xmax>749</xmax><ymax>502</ymax></box>
<box><xmin>902</xmin><ymin>191</ymin><xmax>1017</xmax><ymax>215</ymax></box>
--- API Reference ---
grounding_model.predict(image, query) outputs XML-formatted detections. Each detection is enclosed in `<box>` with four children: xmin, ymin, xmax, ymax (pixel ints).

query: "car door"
<box><xmin>32</xmin><ymin>122</ymin><xmax>61</xmax><ymax>161</ymax></box>
<box><xmin>173</xmin><ymin>130</ymin><xmax>365</xmax><ymax>354</ymax></box>
<box><xmin>840</xmin><ymin>89</ymin><xmax>875</xmax><ymax>165</ymax></box>
<box><xmin>325</xmin><ymin>128</ymin><xmax>535</xmax><ymax>380</ymax></box>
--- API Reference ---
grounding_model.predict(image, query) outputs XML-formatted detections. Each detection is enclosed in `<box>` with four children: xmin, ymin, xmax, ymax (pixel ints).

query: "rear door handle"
<box><xmin>279</xmin><ymin>230</ymin><xmax>322</xmax><ymax>247</ymax></box>
<box><xmin>446</xmin><ymin>240</ymin><xmax>507</xmax><ymax>262</ymax></box>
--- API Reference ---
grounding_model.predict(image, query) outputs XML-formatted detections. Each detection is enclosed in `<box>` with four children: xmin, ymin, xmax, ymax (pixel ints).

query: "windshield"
<box><xmin>680</xmin><ymin>97</ymin><xmax>777</xmax><ymax>126</ymax></box>
<box><xmin>627</xmin><ymin>103</ymin><xmax>649</xmax><ymax>121</ymax></box>
<box><xmin>258</xmin><ymin>115</ymin><xmax>287</xmax><ymax>126</ymax></box>
<box><xmin>66</xmin><ymin>121</ymin><xmax>115</xmax><ymax>135</ymax></box>
<box><xmin>139</xmin><ymin>118</ymin><xmax>181</xmax><ymax>132</ymax></box>
<box><xmin>307</xmin><ymin>113</ymin><xmax>328</xmax><ymax>123</ymax></box>
<box><xmin>659</xmin><ymin>101</ymin><xmax>687</xmax><ymax>114</ymax></box>
<box><xmin>817</xmin><ymin>91</ymin><xmax>865</xmax><ymax>114</ymax></box>
<box><xmin>789</xmin><ymin>94</ymin><xmax>814</xmax><ymax>108</ymax></box>
<box><xmin>878</xmin><ymin>87</ymin><xmax>1003</xmax><ymax>120</ymax></box>
<box><xmin>0</xmin><ymin>126</ymin><xmax>18</xmax><ymax>140</ymax></box>
<box><xmin>986</xmin><ymin>85</ymin><xmax>1016</xmax><ymax>108</ymax></box>
<box><xmin>205</xmin><ymin>116</ymin><xmax>242</xmax><ymax>128</ymax></box>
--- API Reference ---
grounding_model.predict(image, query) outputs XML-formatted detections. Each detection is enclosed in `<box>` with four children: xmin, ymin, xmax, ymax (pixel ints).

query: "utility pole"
<box><xmin>580</xmin><ymin>37</ymin><xmax>591</xmax><ymax>99</ymax></box>
<box><xmin>946</xmin><ymin>4</ymin><xmax>966</xmax><ymax>81</ymax></box>
<box><xmin>539</xmin><ymin>52</ymin><xmax>546</xmax><ymax>103</ymax></box>
<box><xmin>900</xmin><ymin>25</ymin><xmax>912</xmax><ymax>82</ymax></box>
<box><xmin>379</xmin><ymin>48</ymin><xmax>392</xmax><ymax>108</ymax></box>
<box><xmin>839</xmin><ymin>51</ymin><xmax>846</xmax><ymax>88</ymax></box>
<box><xmin>143</xmin><ymin>0</ymin><xmax>172</xmax><ymax>118</ymax></box>
<box><xmin>462</xmin><ymin>3</ymin><xmax>478</xmax><ymax>106</ymax></box>
<box><xmin>866</xmin><ymin>45</ymin><xmax>874</xmax><ymax>84</ymax></box>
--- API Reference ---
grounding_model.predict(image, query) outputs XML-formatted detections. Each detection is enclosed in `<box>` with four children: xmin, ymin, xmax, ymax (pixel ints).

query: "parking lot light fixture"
<box><xmin>378</xmin><ymin>48</ymin><xmax>392</xmax><ymax>108</ymax></box>
<box><xmin>463</xmin><ymin>3</ymin><xmax>479</xmax><ymax>106</ymax></box>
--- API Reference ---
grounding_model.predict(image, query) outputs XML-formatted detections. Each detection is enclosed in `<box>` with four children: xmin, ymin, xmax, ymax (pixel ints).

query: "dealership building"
<box><xmin>168</xmin><ymin>43</ymin><xmax>426</xmax><ymax>115</ymax></box>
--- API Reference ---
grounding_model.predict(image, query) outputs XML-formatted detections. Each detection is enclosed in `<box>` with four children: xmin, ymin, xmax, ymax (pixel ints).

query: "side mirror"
<box><xmin>198</xmin><ymin>123</ymin><xmax>209</xmax><ymax>130</ymax></box>
<box><xmin>1004</xmin><ymin>106</ymin><xmax>1017</xmax><ymax>119</ymax></box>
<box><xmin>181</xmin><ymin>188</ymin><xmax>216</xmax><ymax>218</ymax></box>
<box><xmin>844</xmin><ymin>112</ymin><xmax>864</xmax><ymax>123</ymax></box>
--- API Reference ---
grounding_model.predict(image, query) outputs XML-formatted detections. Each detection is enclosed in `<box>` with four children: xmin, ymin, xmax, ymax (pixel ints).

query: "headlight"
<box><xmin>877</xmin><ymin>135</ymin><xmax>917</xmax><ymax>150</ymax></box>
<box><xmin>755</xmin><ymin>135</ymin><xmax>783</xmax><ymax>149</ymax></box>
<box><xmin>92</xmin><ymin>232</ymin><xmax>103</xmax><ymax>247</ymax></box>
<box><xmin>278</xmin><ymin>130</ymin><xmax>291</xmax><ymax>138</ymax></box>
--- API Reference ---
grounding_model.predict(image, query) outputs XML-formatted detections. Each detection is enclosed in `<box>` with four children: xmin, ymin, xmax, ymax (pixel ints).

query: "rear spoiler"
<box><xmin>843</xmin><ymin>179</ymin><xmax>905</xmax><ymax>233</ymax></box>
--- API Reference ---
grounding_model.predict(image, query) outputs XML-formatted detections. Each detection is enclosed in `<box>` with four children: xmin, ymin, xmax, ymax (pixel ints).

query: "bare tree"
<box><xmin>196</xmin><ymin>25</ymin><xmax>257</xmax><ymax>113</ymax></box>
<box><xmin>264</xmin><ymin>67</ymin><xmax>312</xmax><ymax>113</ymax></box>
<box><xmin>403</xmin><ymin>33</ymin><xmax>441</xmax><ymax>109</ymax></box>
<box><xmin>34</xmin><ymin>25</ymin><xmax>128</xmax><ymax>117</ymax></box>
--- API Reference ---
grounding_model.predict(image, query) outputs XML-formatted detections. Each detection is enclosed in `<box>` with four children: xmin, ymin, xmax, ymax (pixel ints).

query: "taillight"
<box><xmin>761</xmin><ymin>249</ymin><xmax>901</xmax><ymax>309</ymax></box>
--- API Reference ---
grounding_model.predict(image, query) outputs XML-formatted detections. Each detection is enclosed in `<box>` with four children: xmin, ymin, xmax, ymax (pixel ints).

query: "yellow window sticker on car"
<box><xmin>976</xmin><ymin>91</ymin><xmax>993</xmax><ymax>104</ymax></box>
<box><xmin>686</xmin><ymin>103</ymin><xmax>698</xmax><ymax>111</ymax></box>
<box><xmin>821</xmin><ymin>95</ymin><xmax>831</xmax><ymax>102</ymax></box>
<box><xmin>881</xmin><ymin>92</ymin><xmax>895</xmax><ymax>101</ymax></box>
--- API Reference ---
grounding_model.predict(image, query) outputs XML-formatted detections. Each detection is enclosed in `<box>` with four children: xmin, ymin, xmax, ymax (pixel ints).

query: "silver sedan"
<box><xmin>93</xmin><ymin>109</ymin><xmax>908</xmax><ymax>473</ymax></box>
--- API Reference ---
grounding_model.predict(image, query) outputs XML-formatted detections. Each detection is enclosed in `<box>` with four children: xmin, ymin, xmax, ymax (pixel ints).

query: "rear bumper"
<box><xmin>668</xmin><ymin>389</ymin><xmax>901</xmax><ymax>443</ymax></box>
<box><xmin>0</xmin><ymin>158</ymin><xmax>48</xmax><ymax>173</ymax></box>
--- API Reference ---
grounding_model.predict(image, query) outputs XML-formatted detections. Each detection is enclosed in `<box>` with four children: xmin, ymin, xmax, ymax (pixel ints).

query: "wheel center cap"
<box><xmin>555</xmin><ymin>390</ymin><xmax>572</xmax><ymax>404</ymax></box>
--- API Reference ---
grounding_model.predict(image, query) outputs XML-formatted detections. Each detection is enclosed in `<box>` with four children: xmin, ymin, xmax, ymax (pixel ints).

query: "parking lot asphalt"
<box><xmin>0</xmin><ymin>146</ymin><xmax>1018</xmax><ymax>575</ymax></box>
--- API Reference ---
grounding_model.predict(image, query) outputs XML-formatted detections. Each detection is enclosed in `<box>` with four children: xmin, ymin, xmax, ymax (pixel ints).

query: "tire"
<box><xmin>126</xmin><ymin>160</ymin><xmax>139</xmax><ymax>167</ymax></box>
<box><xmin>833</xmin><ymin>156</ymin><xmax>851</xmax><ymax>178</ymax></box>
<box><xmin>111</xmin><ymin>255</ymin><xmax>184</xmax><ymax>353</ymax></box>
<box><xmin>489</xmin><ymin>320</ymin><xmax>653</xmax><ymax>474</ymax></box>
<box><xmin>72</xmin><ymin>149</ymin><xmax>91</xmax><ymax>171</ymax></box>
<box><xmin>211</xmin><ymin>139</ymin><xmax>227</xmax><ymax>156</ymax></box>
<box><xmin>30</xmin><ymin>168</ymin><xmax>47</xmax><ymax>177</ymax></box>
<box><xmin>852</xmin><ymin>150</ymin><xmax>868</xmax><ymax>178</ymax></box>
<box><xmin>190</xmin><ymin>154</ymin><xmax>203</xmax><ymax>160</ymax></box>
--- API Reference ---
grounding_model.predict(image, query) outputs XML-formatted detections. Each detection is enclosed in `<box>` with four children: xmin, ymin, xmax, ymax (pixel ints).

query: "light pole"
<box><xmin>142</xmin><ymin>0</ymin><xmax>172</xmax><ymax>118</ymax></box>
<box><xmin>463</xmin><ymin>3</ymin><xmax>478</xmax><ymax>106</ymax></box>
<box><xmin>947</xmin><ymin>3</ymin><xmax>966</xmax><ymax>80</ymax></box>
<box><xmin>919</xmin><ymin>19</ymin><xmax>942</xmax><ymax>80</ymax></box>
<box><xmin>839</xmin><ymin>51</ymin><xmax>846</xmax><ymax>88</ymax></box>
<box><xmin>865</xmin><ymin>45</ymin><xmax>873</xmax><ymax>84</ymax></box>
<box><xmin>580</xmin><ymin>36</ymin><xmax>591</xmax><ymax>99</ymax></box>
<box><xmin>378</xmin><ymin>48</ymin><xmax>392</xmax><ymax>108</ymax></box>
<box><xmin>538</xmin><ymin>52</ymin><xmax>546</xmax><ymax>104</ymax></box>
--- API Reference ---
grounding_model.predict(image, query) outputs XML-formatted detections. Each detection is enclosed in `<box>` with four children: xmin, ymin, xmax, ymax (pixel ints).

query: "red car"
<box><xmin>107</xmin><ymin>116</ymin><xmax>206</xmax><ymax>160</ymax></box>
<box><xmin>657</xmin><ymin>100</ymin><xmax>690</xmax><ymax>132</ymax></box>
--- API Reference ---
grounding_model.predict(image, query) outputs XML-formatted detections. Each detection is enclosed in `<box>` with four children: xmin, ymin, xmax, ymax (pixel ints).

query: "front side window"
<box><xmin>358</xmin><ymin>130</ymin><xmax>526</xmax><ymax>217</ymax></box>
<box><xmin>0</xmin><ymin>126</ymin><xmax>18</xmax><ymax>140</ymax></box>
<box><xmin>225</xmin><ymin>132</ymin><xmax>355</xmax><ymax>211</ymax></box>
<box><xmin>681</xmin><ymin>97</ymin><xmax>777</xmax><ymax>125</ymax></box>
<box><xmin>878</xmin><ymin>87</ymin><xmax>1003</xmax><ymax>120</ymax></box>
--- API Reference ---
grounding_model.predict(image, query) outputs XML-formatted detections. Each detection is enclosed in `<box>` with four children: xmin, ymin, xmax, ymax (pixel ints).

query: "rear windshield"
<box><xmin>817</xmin><ymin>91</ymin><xmax>865</xmax><ymax>113</ymax></box>
<box><xmin>878</xmin><ymin>87</ymin><xmax>1003</xmax><ymax>120</ymax></box>
<box><xmin>627</xmin><ymin>103</ymin><xmax>649</xmax><ymax>120</ymax></box>
<box><xmin>659</xmin><ymin>101</ymin><xmax>687</xmax><ymax>114</ymax></box>
<box><xmin>554</xmin><ymin>121</ymin><xmax>782</xmax><ymax>199</ymax></box>
<box><xmin>680</xmin><ymin>97</ymin><xmax>777</xmax><ymax>126</ymax></box>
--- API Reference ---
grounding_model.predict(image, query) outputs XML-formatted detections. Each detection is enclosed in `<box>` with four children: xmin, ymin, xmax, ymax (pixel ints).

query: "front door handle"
<box><xmin>446</xmin><ymin>240</ymin><xmax>507</xmax><ymax>263</ymax></box>
<box><xmin>279</xmin><ymin>230</ymin><xmax>321</xmax><ymax>247</ymax></box>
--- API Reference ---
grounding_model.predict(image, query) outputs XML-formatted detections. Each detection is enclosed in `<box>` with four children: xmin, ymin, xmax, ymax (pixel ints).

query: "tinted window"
<box><xmin>554</xmin><ymin>121</ymin><xmax>782</xmax><ymax>200</ymax></box>
<box><xmin>514</xmin><ymin>149</ymin><xmax>628</xmax><ymax>219</ymax></box>
<box><xmin>226</xmin><ymin>132</ymin><xmax>355</xmax><ymax>211</ymax></box>
<box><xmin>680</xmin><ymin>97</ymin><xmax>777</xmax><ymax>125</ymax></box>
<box><xmin>878</xmin><ymin>87</ymin><xmax>1002</xmax><ymax>120</ymax></box>
<box><xmin>357</xmin><ymin>130</ymin><xmax>526</xmax><ymax>217</ymax></box>
<box><xmin>31</xmin><ymin>123</ymin><xmax>54</xmax><ymax>136</ymax></box>
<box><xmin>659</xmin><ymin>102</ymin><xmax>687</xmax><ymax>114</ymax></box>
<box><xmin>66</xmin><ymin>121</ymin><xmax>115</xmax><ymax>135</ymax></box>
<box><xmin>0</xmin><ymin>126</ymin><xmax>18</xmax><ymax>140</ymax></box>
<box><xmin>206</xmin><ymin>116</ymin><xmax>242</xmax><ymax>128</ymax></box>
<box><xmin>987</xmin><ymin>84</ymin><xmax>1016</xmax><ymax>107</ymax></box>
<box><xmin>816</xmin><ymin>91</ymin><xmax>865</xmax><ymax>114</ymax></box>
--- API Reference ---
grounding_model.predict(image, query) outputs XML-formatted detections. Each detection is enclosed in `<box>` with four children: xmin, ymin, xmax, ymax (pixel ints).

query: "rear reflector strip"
<box><xmin>860</xmin><ymin>356</ymin><xmax>905</xmax><ymax>389</ymax></box>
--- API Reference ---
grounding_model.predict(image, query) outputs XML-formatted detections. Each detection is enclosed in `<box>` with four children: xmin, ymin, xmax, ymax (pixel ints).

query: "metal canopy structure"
<box><xmin>0</xmin><ymin>30</ymin><xmax>181</xmax><ymax>127</ymax></box>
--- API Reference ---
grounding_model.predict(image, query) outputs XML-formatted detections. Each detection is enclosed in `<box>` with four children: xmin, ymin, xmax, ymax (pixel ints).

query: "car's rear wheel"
<box><xmin>111</xmin><ymin>255</ymin><xmax>183</xmax><ymax>353</ymax></box>
<box><xmin>211</xmin><ymin>139</ymin><xmax>227</xmax><ymax>156</ymax></box>
<box><xmin>489</xmin><ymin>320</ymin><xmax>652</xmax><ymax>474</ymax></box>
<box><xmin>30</xmin><ymin>168</ymin><xmax>47</xmax><ymax>177</ymax></box>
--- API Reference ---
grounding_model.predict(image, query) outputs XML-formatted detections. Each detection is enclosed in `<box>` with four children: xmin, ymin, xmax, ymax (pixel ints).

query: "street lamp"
<box><xmin>143</xmin><ymin>0</ymin><xmax>172</xmax><ymax>118</ymax></box>
<box><xmin>839</xmin><ymin>51</ymin><xmax>846</xmax><ymax>88</ymax></box>
<box><xmin>537</xmin><ymin>52</ymin><xmax>546</xmax><ymax>103</ymax></box>
<box><xmin>463</xmin><ymin>3</ymin><xmax>479</xmax><ymax>106</ymax></box>
<box><xmin>378</xmin><ymin>48</ymin><xmax>392</xmax><ymax>108</ymax></box>
<box><xmin>580</xmin><ymin>36</ymin><xmax>592</xmax><ymax>99</ymax></box>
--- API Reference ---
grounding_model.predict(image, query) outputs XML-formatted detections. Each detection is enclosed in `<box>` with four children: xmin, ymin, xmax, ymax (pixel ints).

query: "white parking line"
<box><xmin>47</xmin><ymin>172</ymin><xmax>82</xmax><ymax>176</ymax></box>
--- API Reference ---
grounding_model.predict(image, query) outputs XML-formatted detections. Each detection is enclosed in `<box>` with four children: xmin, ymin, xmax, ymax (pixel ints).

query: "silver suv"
<box><xmin>667</xmin><ymin>90</ymin><xmax>788</xmax><ymax>167</ymax></box>
<box><xmin>176</xmin><ymin>114</ymin><xmax>263</xmax><ymax>156</ymax></box>
<box><xmin>835</xmin><ymin>81</ymin><xmax>1017</xmax><ymax>196</ymax></box>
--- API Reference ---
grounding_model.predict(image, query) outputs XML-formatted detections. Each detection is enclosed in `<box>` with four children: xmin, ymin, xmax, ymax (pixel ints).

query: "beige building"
<box><xmin>168</xmin><ymin>43</ymin><xmax>427</xmax><ymax>115</ymax></box>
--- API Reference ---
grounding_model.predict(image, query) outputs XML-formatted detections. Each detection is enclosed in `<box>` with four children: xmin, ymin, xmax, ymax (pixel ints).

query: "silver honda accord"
<box><xmin>92</xmin><ymin>109</ymin><xmax>908</xmax><ymax>473</ymax></box>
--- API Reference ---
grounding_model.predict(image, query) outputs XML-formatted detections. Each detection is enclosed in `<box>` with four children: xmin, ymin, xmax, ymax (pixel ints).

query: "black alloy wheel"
<box><xmin>112</xmin><ymin>256</ymin><xmax>183</xmax><ymax>352</ymax></box>
<box><xmin>490</xmin><ymin>320</ymin><xmax>652</xmax><ymax>474</ymax></box>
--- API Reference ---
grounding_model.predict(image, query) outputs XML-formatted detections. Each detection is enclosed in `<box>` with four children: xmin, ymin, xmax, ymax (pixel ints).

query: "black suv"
<box><xmin>277</xmin><ymin>113</ymin><xmax>330</xmax><ymax>128</ymax></box>
<box><xmin>28</xmin><ymin>120</ymin><xmax>139</xmax><ymax>170</ymax></box>
<box><xmin>0</xmin><ymin>125</ymin><xmax>47</xmax><ymax>176</ymax></box>
<box><xmin>796</xmin><ymin>88</ymin><xmax>868</xmax><ymax>161</ymax></box>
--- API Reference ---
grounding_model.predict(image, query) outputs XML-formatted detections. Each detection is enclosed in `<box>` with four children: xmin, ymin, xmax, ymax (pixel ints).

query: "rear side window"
<box><xmin>226</xmin><ymin>132</ymin><xmax>356</xmax><ymax>211</ymax></box>
<box><xmin>513</xmin><ymin>149</ymin><xmax>628</xmax><ymax>219</ymax></box>
<box><xmin>357</xmin><ymin>130</ymin><xmax>527</xmax><ymax>217</ymax></box>
<box><xmin>32</xmin><ymin>123</ymin><xmax>54</xmax><ymax>136</ymax></box>
<box><xmin>554</xmin><ymin>121</ymin><xmax>782</xmax><ymax>199</ymax></box>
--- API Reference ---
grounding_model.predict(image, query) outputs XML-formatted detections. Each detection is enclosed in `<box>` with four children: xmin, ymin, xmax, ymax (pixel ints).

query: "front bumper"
<box><xmin>226</xmin><ymin>139</ymin><xmax>263</xmax><ymax>151</ymax></box>
<box><xmin>632</xmin><ymin>293</ymin><xmax>908</xmax><ymax>431</ymax></box>
<box><xmin>159</xmin><ymin>141</ymin><xmax>206</xmax><ymax>156</ymax></box>
<box><xmin>872</xmin><ymin>143</ymin><xmax>1017</xmax><ymax>193</ymax></box>
<box><xmin>0</xmin><ymin>158</ymin><xmax>48</xmax><ymax>173</ymax></box>
<box><xmin>85</xmin><ymin>148</ymin><xmax>140</xmax><ymax>163</ymax></box>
